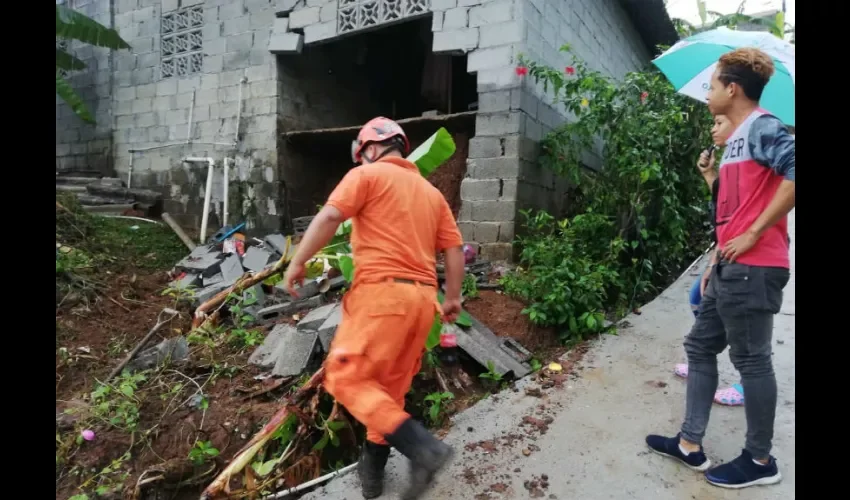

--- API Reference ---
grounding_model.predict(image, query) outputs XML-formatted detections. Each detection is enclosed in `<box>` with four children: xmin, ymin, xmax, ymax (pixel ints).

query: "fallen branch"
<box><xmin>106</xmin><ymin>308</ymin><xmax>179</xmax><ymax>382</ymax></box>
<box><xmin>192</xmin><ymin>237</ymin><xmax>293</xmax><ymax>328</ymax></box>
<box><xmin>200</xmin><ymin>367</ymin><xmax>325</xmax><ymax>500</ymax></box>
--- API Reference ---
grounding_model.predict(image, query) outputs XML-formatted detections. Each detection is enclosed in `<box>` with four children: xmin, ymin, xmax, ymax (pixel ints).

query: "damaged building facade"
<box><xmin>56</xmin><ymin>0</ymin><xmax>676</xmax><ymax>260</ymax></box>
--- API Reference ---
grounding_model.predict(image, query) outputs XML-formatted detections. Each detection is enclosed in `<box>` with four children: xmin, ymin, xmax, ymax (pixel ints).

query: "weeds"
<box><xmin>189</xmin><ymin>441</ymin><xmax>221</xmax><ymax>466</ymax></box>
<box><xmin>88</xmin><ymin>371</ymin><xmax>147</xmax><ymax>431</ymax></box>
<box><xmin>424</xmin><ymin>391</ymin><xmax>455</xmax><ymax>425</ymax></box>
<box><xmin>462</xmin><ymin>274</ymin><xmax>479</xmax><ymax>298</ymax></box>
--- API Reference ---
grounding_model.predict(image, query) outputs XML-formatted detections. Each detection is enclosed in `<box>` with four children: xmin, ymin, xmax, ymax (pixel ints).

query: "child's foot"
<box><xmin>645</xmin><ymin>433</ymin><xmax>711</xmax><ymax>471</ymax></box>
<box><xmin>705</xmin><ymin>449</ymin><xmax>782</xmax><ymax>488</ymax></box>
<box><xmin>674</xmin><ymin>363</ymin><xmax>688</xmax><ymax>378</ymax></box>
<box><xmin>714</xmin><ymin>383</ymin><xmax>744</xmax><ymax>406</ymax></box>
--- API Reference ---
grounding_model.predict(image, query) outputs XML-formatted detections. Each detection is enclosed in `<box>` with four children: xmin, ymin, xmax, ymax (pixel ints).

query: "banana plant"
<box><xmin>56</xmin><ymin>4</ymin><xmax>131</xmax><ymax>123</ymax></box>
<box><xmin>314</xmin><ymin>127</ymin><xmax>472</xmax><ymax>349</ymax></box>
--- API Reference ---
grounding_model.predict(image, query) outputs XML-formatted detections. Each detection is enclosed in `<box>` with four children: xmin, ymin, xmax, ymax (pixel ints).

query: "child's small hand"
<box><xmin>697</xmin><ymin>150</ymin><xmax>716</xmax><ymax>174</ymax></box>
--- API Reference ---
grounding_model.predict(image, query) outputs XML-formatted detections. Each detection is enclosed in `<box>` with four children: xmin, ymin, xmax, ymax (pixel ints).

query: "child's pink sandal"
<box><xmin>714</xmin><ymin>383</ymin><xmax>745</xmax><ymax>406</ymax></box>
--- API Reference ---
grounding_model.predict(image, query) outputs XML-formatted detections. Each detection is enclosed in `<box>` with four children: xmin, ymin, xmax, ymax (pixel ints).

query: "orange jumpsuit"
<box><xmin>322</xmin><ymin>156</ymin><xmax>463</xmax><ymax>445</ymax></box>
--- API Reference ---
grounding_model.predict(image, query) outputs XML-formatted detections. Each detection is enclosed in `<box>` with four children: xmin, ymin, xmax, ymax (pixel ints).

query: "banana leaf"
<box><xmin>56</xmin><ymin>48</ymin><xmax>86</xmax><ymax>71</ymax></box>
<box><xmin>56</xmin><ymin>5</ymin><xmax>131</xmax><ymax>50</ymax></box>
<box><xmin>56</xmin><ymin>69</ymin><xmax>93</xmax><ymax>123</ymax></box>
<box><xmin>409</xmin><ymin>127</ymin><xmax>457</xmax><ymax>178</ymax></box>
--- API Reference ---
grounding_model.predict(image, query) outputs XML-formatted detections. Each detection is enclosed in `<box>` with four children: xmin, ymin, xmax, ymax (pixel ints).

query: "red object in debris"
<box><xmin>175</xmin><ymin>271</ymin><xmax>187</xmax><ymax>280</ymax></box>
<box><xmin>439</xmin><ymin>329</ymin><xmax>459</xmax><ymax>365</ymax></box>
<box><xmin>463</xmin><ymin>244</ymin><xmax>477</xmax><ymax>264</ymax></box>
<box><xmin>235</xmin><ymin>240</ymin><xmax>245</xmax><ymax>256</ymax></box>
<box><xmin>440</xmin><ymin>331</ymin><xmax>458</xmax><ymax>348</ymax></box>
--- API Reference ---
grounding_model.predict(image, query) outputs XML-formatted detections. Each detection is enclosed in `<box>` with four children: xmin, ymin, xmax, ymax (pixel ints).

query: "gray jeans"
<box><xmin>681</xmin><ymin>261</ymin><xmax>790</xmax><ymax>459</ymax></box>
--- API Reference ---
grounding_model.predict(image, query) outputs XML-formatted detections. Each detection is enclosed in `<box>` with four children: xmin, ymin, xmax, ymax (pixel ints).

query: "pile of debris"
<box><xmin>167</xmin><ymin>218</ymin><xmax>534</xmax><ymax>380</ymax></box>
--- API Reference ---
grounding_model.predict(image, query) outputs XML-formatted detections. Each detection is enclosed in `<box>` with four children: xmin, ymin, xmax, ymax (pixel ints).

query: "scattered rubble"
<box><xmin>166</xmin><ymin>225</ymin><xmax>535</xmax><ymax>382</ymax></box>
<box><xmin>125</xmin><ymin>336</ymin><xmax>189</xmax><ymax>373</ymax></box>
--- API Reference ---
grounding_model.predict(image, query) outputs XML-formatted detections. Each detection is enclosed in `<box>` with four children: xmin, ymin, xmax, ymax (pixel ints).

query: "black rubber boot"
<box><xmin>358</xmin><ymin>441</ymin><xmax>391</xmax><ymax>499</ymax></box>
<box><xmin>384</xmin><ymin>418</ymin><xmax>455</xmax><ymax>500</ymax></box>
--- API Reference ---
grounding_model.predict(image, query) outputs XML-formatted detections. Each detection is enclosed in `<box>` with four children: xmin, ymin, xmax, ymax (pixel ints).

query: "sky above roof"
<box><xmin>665</xmin><ymin>0</ymin><xmax>795</xmax><ymax>28</ymax></box>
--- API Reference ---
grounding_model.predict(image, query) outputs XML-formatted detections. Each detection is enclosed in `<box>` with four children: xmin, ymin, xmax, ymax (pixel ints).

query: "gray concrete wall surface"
<box><xmin>301</xmin><ymin>208</ymin><xmax>796</xmax><ymax>500</ymax></box>
<box><xmin>57</xmin><ymin>0</ymin><xmax>285</xmax><ymax>233</ymax></box>
<box><xmin>277</xmin><ymin>0</ymin><xmax>655</xmax><ymax>260</ymax></box>
<box><xmin>56</xmin><ymin>0</ymin><xmax>114</xmax><ymax>175</ymax></box>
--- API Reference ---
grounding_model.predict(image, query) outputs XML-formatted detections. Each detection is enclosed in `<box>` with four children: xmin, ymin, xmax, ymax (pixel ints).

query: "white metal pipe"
<box><xmin>127</xmin><ymin>141</ymin><xmax>233</xmax><ymax>154</ymax></box>
<box><xmin>127</xmin><ymin>154</ymin><xmax>134</xmax><ymax>190</ymax></box>
<box><xmin>222</xmin><ymin>158</ymin><xmax>231</xmax><ymax>227</ymax></box>
<box><xmin>187</xmin><ymin>89</ymin><xmax>196</xmax><ymax>144</ymax></box>
<box><xmin>184</xmin><ymin>157</ymin><xmax>216</xmax><ymax>245</ymax></box>
<box><xmin>260</xmin><ymin>462</ymin><xmax>357</xmax><ymax>499</ymax></box>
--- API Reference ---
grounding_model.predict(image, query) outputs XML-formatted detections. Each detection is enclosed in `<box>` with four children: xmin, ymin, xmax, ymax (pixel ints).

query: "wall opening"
<box><xmin>277</xmin><ymin>16</ymin><xmax>477</xmax><ymax>229</ymax></box>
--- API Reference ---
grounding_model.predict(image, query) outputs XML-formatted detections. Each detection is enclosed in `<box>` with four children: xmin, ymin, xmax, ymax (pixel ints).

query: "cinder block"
<box><xmin>459</xmin><ymin>0</ymin><xmax>483</xmax><ymax>6</ymax></box>
<box><xmin>289</xmin><ymin>6</ymin><xmax>320</xmax><ymax>29</ymax></box>
<box><xmin>469</xmin><ymin>0</ymin><xmax>514</xmax><ymax>28</ymax></box>
<box><xmin>227</xmin><ymin>32</ymin><xmax>254</xmax><ymax>52</ymax></box>
<box><xmin>468</xmin><ymin>136</ymin><xmax>502</xmax><ymax>158</ymax></box>
<box><xmin>269</xmin><ymin>32</ymin><xmax>304</xmax><ymax>54</ymax></box>
<box><xmin>500</xmin><ymin>178</ymin><xmax>518</xmax><ymax>201</ymax></box>
<box><xmin>432</xmin><ymin>28</ymin><xmax>479</xmax><ymax>53</ymax></box>
<box><xmin>272</xmin><ymin>17</ymin><xmax>290</xmax><ymax>34</ymax></box>
<box><xmin>467</xmin><ymin>157</ymin><xmax>520</xmax><ymax>179</ymax></box>
<box><xmin>320</xmin><ymin>4</ymin><xmax>336</xmax><ymax>22</ymax></box>
<box><xmin>432</xmin><ymin>0</ymin><xmax>458</xmax><ymax>9</ymax></box>
<box><xmin>480</xmin><ymin>242</ymin><xmax>513</xmax><ymax>262</ymax></box>
<box><xmin>480</xmin><ymin>21</ymin><xmax>524</xmax><ymax>48</ymax></box>
<box><xmin>304</xmin><ymin>21</ymin><xmax>336</xmax><ymax>44</ymax></box>
<box><xmin>432</xmin><ymin>11</ymin><xmax>444</xmax><ymax>31</ymax></box>
<box><xmin>470</xmin><ymin>200</ymin><xmax>517</xmax><ymax>222</ymax></box>
<box><xmin>477</xmin><ymin>66</ymin><xmax>521</xmax><ymax>91</ymax></box>
<box><xmin>461</xmin><ymin>179</ymin><xmax>501</xmax><ymax>201</ymax></box>
<box><xmin>467</xmin><ymin>45</ymin><xmax>515</xmax><ymax>72</ymax></box>
<box><xmin>475</xmin><ymin>111</ymin><xmax>522</xmax><ymax>137</ymax></box>
<box><xmin>478</xmin><ymin>90</ymin><xmax>511</xmax><ymax>113</ymax></box>
<box><xmin>444</xmin><ymin>7</ymin><xmax>469</xmax><ymax>30</ymax></box>
<box><xmin>498</xmin><ymin>222</ymin><xmax>515</xmax><ymax>242</ymax></box>
<box><xmin>457</xmin><ymin>222</ymin><xmax>475</xmax><ymax>241</ymax></box>
<box><xmin>474</xmin><ymin>222</ymin><xmax>500</xmax><ymax>243</ymax></box>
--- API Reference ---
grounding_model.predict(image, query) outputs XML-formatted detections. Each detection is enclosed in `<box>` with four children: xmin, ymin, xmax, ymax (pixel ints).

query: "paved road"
<box><xmin>302</xmin><ymin>210</ymin><xmax>795</xmax><ymax>500</ymax></box>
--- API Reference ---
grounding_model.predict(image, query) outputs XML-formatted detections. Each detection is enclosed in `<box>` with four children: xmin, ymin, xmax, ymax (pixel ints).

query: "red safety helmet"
<box><xmin>351</xmin><ymin>116</ymin><xmax>411</xmax><ymax>164</ymax></box>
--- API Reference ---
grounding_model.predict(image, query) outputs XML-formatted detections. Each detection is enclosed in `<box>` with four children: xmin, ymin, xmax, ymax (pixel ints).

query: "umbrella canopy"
<box><xmin>652</xmin><ymin>27</ymin><xmax>795</xmax><ymax>126</ymax></box>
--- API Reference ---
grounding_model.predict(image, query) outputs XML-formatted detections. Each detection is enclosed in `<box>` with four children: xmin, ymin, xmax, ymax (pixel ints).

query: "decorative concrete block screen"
<box><xmin>338</xmin><ymin>0</ymin><xmax>431</xmax><ymax>34</ymax></box>
<box><xmin>160</xmin><ymin>5</ymin><xmax>204</xmax><ymax>79</ymax></box>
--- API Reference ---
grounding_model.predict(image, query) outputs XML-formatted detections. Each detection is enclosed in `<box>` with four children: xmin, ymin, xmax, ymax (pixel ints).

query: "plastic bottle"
<box><xmin>439</xmin><ymin>325</ymin><xmax>459</xmax><ymax>366</ymax></box>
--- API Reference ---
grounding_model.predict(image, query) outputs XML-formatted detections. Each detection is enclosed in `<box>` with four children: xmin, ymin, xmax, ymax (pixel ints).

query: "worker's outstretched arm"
<box><xmin>441</xmin><ymin>245</ymin><xmax>465</xmax><ymax>323</ymax></box>
<box><xmin>283</xmin><ymin>206</ymin><xmax>346</xmax><ymax>294</ymax></box>
<box><xmin>435</xmin><ymin>198</ymin><xmax>465</xmax><ymax>323</ymax></box>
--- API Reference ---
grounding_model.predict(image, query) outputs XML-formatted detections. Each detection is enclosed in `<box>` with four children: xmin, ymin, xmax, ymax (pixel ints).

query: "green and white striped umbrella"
<box><xmin>652</xmin><ymin>27</ymin><xmax>795</xmax><ymax>126</ymax></box>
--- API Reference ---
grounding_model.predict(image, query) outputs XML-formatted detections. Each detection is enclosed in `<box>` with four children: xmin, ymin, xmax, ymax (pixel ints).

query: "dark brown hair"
<box><xmin>717</xmin><ymin>48</ymin><xmax>775</xmax><ymax>102</ymax></box>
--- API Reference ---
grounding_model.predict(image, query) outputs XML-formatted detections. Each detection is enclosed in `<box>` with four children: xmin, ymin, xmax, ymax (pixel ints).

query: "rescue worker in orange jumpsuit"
<box><xmin>282</xmin><ymin>117</ymin><xmax>466</xmax><ymax>500</ymax></box>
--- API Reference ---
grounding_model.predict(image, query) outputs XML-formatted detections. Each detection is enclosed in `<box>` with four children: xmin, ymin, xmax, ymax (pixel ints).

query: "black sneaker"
<box><xmin>704</xmin><ymin>449</ymin><xmax>782</xmax><ymax>489</ymax></box>
<box><xmin>645</xmin><ymin>433</ymin><xmax>711</xmax><ymax>471</ymax></box>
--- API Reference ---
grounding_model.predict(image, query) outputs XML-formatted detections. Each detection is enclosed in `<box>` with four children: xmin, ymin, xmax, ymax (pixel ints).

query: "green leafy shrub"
<box><xmin>504</xmin><ymin>46</ymin><xmax>714</xmax><ymax>337</ymax></box>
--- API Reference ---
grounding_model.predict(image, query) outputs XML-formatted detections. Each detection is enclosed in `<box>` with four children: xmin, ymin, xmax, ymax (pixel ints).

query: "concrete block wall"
<box><xmin>54</xmin><ymin>0</ymin><xmax>280</xmax><ymax>234</ymax></box>
<box><xmin>56</xmin><ymin>0</ymin><xmax>114</xmax><ymax>175</ymax></box>
<box><xmin>514</xmin><ymin>0</ymin><xmax>651</xmax><ymax>218</ymax></box>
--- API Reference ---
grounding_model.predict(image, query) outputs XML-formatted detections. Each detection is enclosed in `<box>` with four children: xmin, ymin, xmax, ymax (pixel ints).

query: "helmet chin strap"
<box><xmin>362</xmin><ymin>145</ymin><xmax>397</xmax><ymax>164</ymax></box>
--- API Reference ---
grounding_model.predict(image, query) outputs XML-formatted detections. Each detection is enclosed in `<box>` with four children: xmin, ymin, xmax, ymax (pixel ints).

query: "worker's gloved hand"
<box><xmin>282</xmin><ymin>261</ymin><xmax>307</xmax><ymax>297</ymax></box>
<box><xmin>440</xmin><ymin>296</ymin><xmax>462</xmax><ymax>324</ymax></box>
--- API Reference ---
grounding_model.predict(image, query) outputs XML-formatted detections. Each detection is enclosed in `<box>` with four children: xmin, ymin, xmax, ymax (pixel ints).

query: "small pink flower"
<box><xmin>565</xmin><ymin>66</ymin><xmax>575</xmax><ymax>75</ymax></box>
<box><xmin>640</xmin><ymin>91</ymin><xmax>649</xmax><ymax>103</ymax></box>
<box><xmin>515</xmin><ymin>66</ymin><xmax>529</xmax><ymax>76</ymax></box>
<box><xmin>81</xmin><ymin>429</ymin><xmax>96</xmax><ymax>441</ymax></box>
